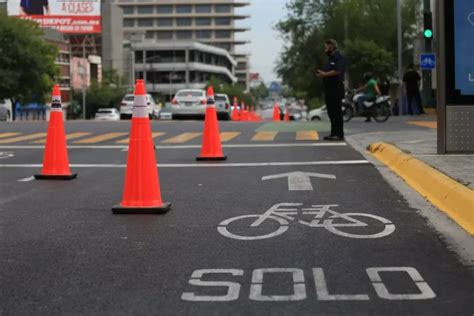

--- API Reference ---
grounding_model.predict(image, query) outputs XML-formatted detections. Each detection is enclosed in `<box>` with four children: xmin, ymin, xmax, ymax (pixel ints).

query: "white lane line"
<box><xmin>0</xmin><ymin>143</ymin><xmax>346</xmax><ymax>150</ymax></box>
<box><xmin>0</xmin><ymin>160</ymin><xmax>369</xmax><ymax>168</ymax></box>
<box><xmin>18</xmin><ymin>176</ymin><xmax>35</xmax><ymax>182</ymax></box>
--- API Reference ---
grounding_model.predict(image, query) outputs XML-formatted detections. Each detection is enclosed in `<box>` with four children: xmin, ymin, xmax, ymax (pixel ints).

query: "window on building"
<box><xmin>177</xmin><ymin>18</ymin><xmax>192</xmax><ymax>26</ymax></box>
<box><xmin>157</xmin><ymin>18</ymin><xmax>173</xmax><ymax>27</ymax></box>
<box><xmin>137</xmin><ymin>6</ymin><xmax>153</xmax><ymax>14</ymax></box>
<box><xmin>145</xmin><ymin>31</ymin><xmax>155</xmax><ymax>39</ymax></box>
<box><xmin>196</xmin><ymin>30</ymin><xmax>211</xmax><ymax>39</ymax></box>
<box><xmin>195</xmin><ymin>4</ymin><xmax>211</xmax><ymax>13</ymax></box>
<box><xmin>215</xmin><ymin>17</ymin><xmax>231</xmax><ymax>26</ymax></box>
<box><xmin>157</xmin><ymin>5</ymin><xmax>172</xmax><ymax>14</ymax></box>
<box><xmin>196</xmin><ymin>18</ymin><xmax>211</xmax><ymax>26</ymax></box>
<box><xmin>176</xmin><ymin>5</ymin><xmax>192</xmax><ymax>13</ymax></box>
<box><xmin>122</xmin><ymin>6</ymin><xmax>134</xmax><ymax>14</ymax></box>
<box><xmin>157</xmin><ymin>32</ymin><xmax>173</xmax><ymax>40</ymax></box>
<box><xmin>123</xmin><ymin>19</ymin><xmax>135</xmax><ymax>27</ymax></box>
<box><xmin>135</xmin><ymin>51</ymin><xmax>144</xmax><ymax>63</ymax></box>
<box><xmin>177</xmin><ymin>31</ymin><xmax>192</xmax><ymax>39</ymax></box>
<box><xmin>215</xmin><ymin>4</ymin><xmax>231</xmax><ymax>13</ymax></box>
<box><xmin>138</xmin><ymin>19</ymin><xmax>153</xmax><ymax>27</ymax></box>
<box><xmin>215</xmin><ymin>30</ymin><xmax>231</xmax><ymax>39</ymax></box>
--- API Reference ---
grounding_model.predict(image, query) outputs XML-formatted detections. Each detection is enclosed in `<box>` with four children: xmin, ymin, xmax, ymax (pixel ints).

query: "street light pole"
<box><xmin>397</xmin><ymin>0</ymin><xmax>403</xmax><ymax>110</ymax></box>
<box><xmin>82</xmin><ymin>39</ymin><xmax>87</xmax><ymax>120</ymax></box>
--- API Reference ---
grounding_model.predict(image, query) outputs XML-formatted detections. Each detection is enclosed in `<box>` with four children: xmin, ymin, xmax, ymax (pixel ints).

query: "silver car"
<box><xmin>215</xmin><ymin>94</ymin><xmax>232</xmax><ymax>120</ymax></box>
<box><xmin>171</xmin><ymin>89</ymin><xmax>207</xmax><ymax>119</ymax></box>
<box><xmin>95</xmin><ymin>108</ymin><xmax>120</xmax><ymax>121</ymax></box>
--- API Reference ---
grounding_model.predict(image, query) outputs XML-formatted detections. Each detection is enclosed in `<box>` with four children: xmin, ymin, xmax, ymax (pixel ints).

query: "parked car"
<box><xmin>0</xmin><ymin>99</ymin><xmax>12</xmax><ymax>121</ymax></box>
<box><xmin>94</xmin><ymin>108</ymin><xmax>120</xmax><ymax>121</ymax></box>
<box><xmin>120</xmin><ymin>93</ymin><xmax>159</xmax><ymax>119</ymax></box>
<box><xmin>308</xmin><ymin>106</ymin><xmax>328</xmax><ymax>121</ymax></box>
<box><xmin>158</xmin><ymin>103</ymin><xmax>173</xmax><ymax>120</ymax></box>
<box><xmin>170</xmin><ymin>89</ymin><xmax>207</xmax><ymax>119</ymax></box>
<box><xmin>215</xmin><ymin>93</ymin><xmax>231</xmax><ymax>120</ymax></box>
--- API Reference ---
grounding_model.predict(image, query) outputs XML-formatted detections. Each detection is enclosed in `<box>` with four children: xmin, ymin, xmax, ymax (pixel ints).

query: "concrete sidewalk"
<box><xmin>347</xmin><ymin>126</ymin><xmax>473</xmax><ymax>189</ymax></box>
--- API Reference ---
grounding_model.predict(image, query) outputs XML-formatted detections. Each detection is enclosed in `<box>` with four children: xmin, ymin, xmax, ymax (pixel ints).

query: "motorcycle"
<box><xmin>342</xmin><ymin>90</ymin><xmax>391</xmax><ymax>123</ymax></box>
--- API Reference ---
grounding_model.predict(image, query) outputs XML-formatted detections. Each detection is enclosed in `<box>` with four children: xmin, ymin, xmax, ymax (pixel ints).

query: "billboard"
<box><xmin>7</xmin><ymin>0</ymin><xmax>101</xmax><ymax>34</ymax></box>
<box><xmin>454</xmin><ymin>1</ymin><xmax>474</xmax><ymax>96</ymax></box>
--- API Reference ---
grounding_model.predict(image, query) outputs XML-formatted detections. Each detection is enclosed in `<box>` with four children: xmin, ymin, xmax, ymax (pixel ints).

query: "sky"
<box><xmin>235</xmin><ymin>0</ymin><xmax>288</xmax><ymax>83</ymax></box>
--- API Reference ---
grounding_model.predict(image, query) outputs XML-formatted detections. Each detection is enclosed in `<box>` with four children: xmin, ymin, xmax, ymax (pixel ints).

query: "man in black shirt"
<box><xmin>403</xmin><ymin>64</ymin><xmax>424</xmax><ymax>115</ymax></box>
<box><xmin>20</xmin><ymin>0</ymin><xmax>49</xmax><ymax>15</ymax></box>
<box><xmin>317</xmin><ymin>39</ymin><xmax>346</xmax><ymax>141</ymax></box>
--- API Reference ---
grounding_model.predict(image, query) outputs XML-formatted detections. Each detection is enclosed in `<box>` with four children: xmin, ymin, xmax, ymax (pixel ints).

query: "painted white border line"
<box><xmin>0</xmin><ymin>160</ymin><xmax>369</xmax><ymax>168</ymax></box>
<box><xmin>0</xmin><ymin>143</ymin><xmax>346</xmax><ymax>150</ymax></box>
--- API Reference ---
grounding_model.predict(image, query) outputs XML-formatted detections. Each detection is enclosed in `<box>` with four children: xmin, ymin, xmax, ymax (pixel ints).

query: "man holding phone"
<box><xmin>316</xmin><ymin>39</ymin><xmax>346</xmax><ymax>141</ymax></box>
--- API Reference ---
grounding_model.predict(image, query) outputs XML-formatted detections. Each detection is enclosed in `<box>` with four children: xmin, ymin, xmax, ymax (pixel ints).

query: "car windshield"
<box><xmin>176</xmin><ymin>91</ymin><xmax>203</xmax><ymax>97</ymax></box>
<box><xmin>123</xmin><ymin>95</ymin><xmax>134</xmax><ymax>101</ymax></box>
<box><xmin>215</xmin><ymin>96</ymin><xmax>227</xmax><ymax>102</ymax></box>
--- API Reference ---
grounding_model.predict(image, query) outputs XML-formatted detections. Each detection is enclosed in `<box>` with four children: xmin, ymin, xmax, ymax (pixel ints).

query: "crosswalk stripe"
<box><xmin>116</xmin><ymin>132</ymin><xmax>165</xmax><ymax>144</ymax></box>
<box><xmin>220</xmin><ymin>132</ymin><xmax>240</xmax><ymax>142</ymax></box>
<box><xmin>0</xmin><ymin>133</ymin><xmax>21</xmax><ymax>139</ymax></box>
<box><xmin>74</xmin><ymin>132</ymin><xmax>128</xmax><ymax>144</ymax></box>
<box><xmin>296</xmin><ymin>131</ymin><xmax>319</xmax><ymax>141</ymax></box>
<box><xmin>161</xmin><ymin>132</ymin><xmax>201</xmax><ymax>144</ymax></box>
<box><xmin>251</xmin><ymin>131</ymin><xmax>278</xmax><ymax>141</ymax></box>
<box><xmin>0</xmin><ymin>133</ymin><xmax>47</xmax><ymax>144</ymax></box>
<box><xmin>32</xmin><ymin>132</ymin><xmax>93</xmax><ymax>144</ymax></box>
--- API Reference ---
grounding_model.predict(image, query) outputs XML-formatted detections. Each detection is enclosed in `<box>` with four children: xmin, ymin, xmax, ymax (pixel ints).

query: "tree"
<box><xmin>344</xmin><ymin>40</ymin><xmax>394</xmax><ymax>86</ymax></box>
<box><xmin>0</xmin><ymin>13</ymin><xmax>58</xmax><ymax>120</ymax></box>
<box><xmin>275</xmin><ymin>0</ymin><xmax>420</xmax><ymax>98</ymax></box>
<box><xmin>71</xmin><ymin>70</ymin><xmax>126</xmax><ymax>119</ymax></box>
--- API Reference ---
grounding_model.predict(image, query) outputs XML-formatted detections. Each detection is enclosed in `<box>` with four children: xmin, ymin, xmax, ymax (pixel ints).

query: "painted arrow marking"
<box><xmin>261</xmin><ymin>171</ymin><xmax>336</xmax><ymax>191</ymax></box>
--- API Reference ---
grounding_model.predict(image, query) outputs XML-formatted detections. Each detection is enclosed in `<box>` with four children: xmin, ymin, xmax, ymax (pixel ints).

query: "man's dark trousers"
<box><xmin>407</xmin><ymin>90</ymin><xmax>424</xmax><ymax>115</ymax></box>
<box><xmin>325</xmin><ymin>84</ymin><xmax>344</xmax><ymax>138</ymax></box>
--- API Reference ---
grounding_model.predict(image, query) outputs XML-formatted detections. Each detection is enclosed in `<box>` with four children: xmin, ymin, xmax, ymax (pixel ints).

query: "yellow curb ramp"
<box><xmin>368</xmin><ymin>142</ymin><xmax>474</xmax><ymax>235</ymax></box>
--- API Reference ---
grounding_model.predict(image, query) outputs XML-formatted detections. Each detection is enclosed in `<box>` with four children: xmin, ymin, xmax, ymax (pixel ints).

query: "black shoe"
<box><xmin>364</xmin><ymin>117</ymin><xmax>372</xmax><ymax>122</ymax></box>
<box><xmin>324</xmin><ymin>135</ymin><xmax>344</xmax><ymax>141</ymax></box>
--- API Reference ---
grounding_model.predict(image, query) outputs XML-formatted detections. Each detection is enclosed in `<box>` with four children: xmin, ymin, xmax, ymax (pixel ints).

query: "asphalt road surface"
<box><xmin>0</xmin><ymin>119</ymin><xmax>472</xmax><ymax>315</ymax></box>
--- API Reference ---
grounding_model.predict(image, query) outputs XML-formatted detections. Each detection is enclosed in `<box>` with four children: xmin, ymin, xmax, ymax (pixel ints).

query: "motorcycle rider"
<box><xmin>355</xmin><ymin>72</ymin><xmax>381</xmax><ymax>122</ymax></box>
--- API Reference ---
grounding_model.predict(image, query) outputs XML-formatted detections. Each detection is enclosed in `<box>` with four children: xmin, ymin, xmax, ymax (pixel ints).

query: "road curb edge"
<box><xmin>368</xmin><ymin>142</ymin><xmax>474</xmax><ymax>235</ymax></box>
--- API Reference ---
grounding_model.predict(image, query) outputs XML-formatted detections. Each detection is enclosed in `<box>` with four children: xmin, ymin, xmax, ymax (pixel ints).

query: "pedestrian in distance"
<box><xmin>403</xmin><ymin>63</ymin><xmax>425</xmax><ymax>115</ymax></box>
<box><xmin>316</xmin><ymin>39</ymin><xmax>346</xmax><ymax>141</ymax></box>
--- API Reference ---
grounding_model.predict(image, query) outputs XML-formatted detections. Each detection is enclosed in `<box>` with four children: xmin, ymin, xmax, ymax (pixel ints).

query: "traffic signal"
<box><xmin>423</xmin><ymin>12</ymin><xmax>433</xmax><ymax>39</ymax></box>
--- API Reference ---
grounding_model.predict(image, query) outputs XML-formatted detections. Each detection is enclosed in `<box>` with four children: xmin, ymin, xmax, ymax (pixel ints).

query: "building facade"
<box><xmin>114</xmin><ymin>0</ymin><xmax>250</xmax><ymax>90</ymax></box>
<box><xmin>133</xmin><ymin>41</ymin><xmax>237</xmax><ymax>100</ymax></box>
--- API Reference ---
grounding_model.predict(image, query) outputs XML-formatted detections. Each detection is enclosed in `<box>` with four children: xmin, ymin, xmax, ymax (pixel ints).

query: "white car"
<box><xmin>120</xmin><ymin>93</ymin><xmax>159</xmax><ymax>119</ymax></box>
<box><xmin>215</xmin><ymin>94</ymin><xmax>232</xmax><ymax>120</ymax></box>
<box><xmin>95</xmin><ymin>108</ymin><xmax>120</xmax><ymax>121</ymax></box>
<box><xmin>308</xmin><ymin>106</ymin><xmax>328</xmax><ymax>121</ymax></box>
<box><xmin>0</xmin><ymin>99</ymin><xmax>13</xmax><ymax>121</ymax></box>
<box><xmin>171</xmin><ymin>89</ymin><xmax>207</xmax><ymax>119</ymax></box>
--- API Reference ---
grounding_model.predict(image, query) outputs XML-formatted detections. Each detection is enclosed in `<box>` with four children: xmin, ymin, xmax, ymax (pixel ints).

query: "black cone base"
<box><xmin>112</xmin><ymin>202</ymin><xmax>172</xmax><ymax>214</ymax></box>
<box><xmin>34</xmin><ymin>173</ymin><xmax>78</xmax><ymax>180</ymax></box>
<box><xmin>196</xmin><ymin>156</ymin><xmax>227</xmax><ymax>161</ymax></box>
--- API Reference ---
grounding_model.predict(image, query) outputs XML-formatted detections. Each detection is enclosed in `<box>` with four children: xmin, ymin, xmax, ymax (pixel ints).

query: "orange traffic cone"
<box><xmin>241</xmin><ymin>101</ymin><xmax>249</xmax><ymax>121</ymax></box>
<box><xmin>112</xmin><ymin>79</ymin><xmax>171</xmax><ymax>214</ymax></box>
<box><xmin>34</xmin><ymin>84</ymin><xmax>77</xmax><ymax>180</ymax></box>
<box><xmin>284</xmin><ymin>107</ymin><xmax>290</xmax><ymax>121</ymax></box>
<box><xmin>273</xmin><ymin>103</ymin><xmax>281</xmax><ymax>121</ymax></box>
<box><xmin>196</xmin><ymin>86</ymin><xmax>226</xmax><ymax>161</ymax></box>
<box><xmin>231</xmin><ymin>96</ymin><xmax>240</xmax><ymax>121</ymax></box>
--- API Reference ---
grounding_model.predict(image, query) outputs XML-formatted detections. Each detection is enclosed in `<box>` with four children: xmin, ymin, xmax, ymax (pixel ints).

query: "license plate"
<box><xmin>185</xmin><ymin>102</ymin><xmax>193</xmax><ymax>107</ymax></box>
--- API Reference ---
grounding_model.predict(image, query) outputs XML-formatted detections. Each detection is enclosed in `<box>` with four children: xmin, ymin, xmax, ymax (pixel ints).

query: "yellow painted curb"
<box><xmin>368</xmin><ymin>142</ymin><xmax>474</xmax><ymax>235</ymax></box>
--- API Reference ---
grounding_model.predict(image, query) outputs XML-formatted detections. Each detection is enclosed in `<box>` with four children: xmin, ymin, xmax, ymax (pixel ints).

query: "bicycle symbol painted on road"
<box><xmin>217</xmin><ymin>203</ymin><xmax>395</xmax><ymax>240</ymax></box>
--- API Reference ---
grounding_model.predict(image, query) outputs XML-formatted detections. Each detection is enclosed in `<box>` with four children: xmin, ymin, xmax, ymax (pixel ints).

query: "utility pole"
<box><xmin>82</xmin><ymin>39</ymin><xmax>87</xmax><ymax>120</ymax></box>
<box><xmin>422</xmin><ymin>0</ymin><xmax>433</xmax><ymax>107</ymax></box>
<box><xmin>397</xmin><ymin>0</ymin><xmax>403</xmax><ymax>110</ymax></box>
